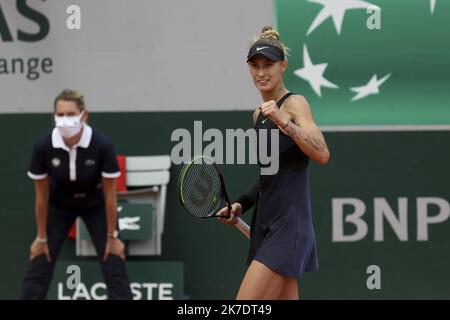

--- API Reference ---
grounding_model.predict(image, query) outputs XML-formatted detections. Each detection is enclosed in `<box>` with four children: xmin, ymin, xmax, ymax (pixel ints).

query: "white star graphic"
<box><xmin>307</xmin><ymin>0</ymin><xmax>378</xmax><ymax>35</ymax></box>
<box><xmin>350</xmin><ymin>74</ymin><xmax>391</xmax><ymax>101</ymax></box>
<box><xmin>430</xmin><ymin>0</ymin><xmax>436</xmax><ymax>14</ymax></box>
<box><xmin>294</xmin><ymin>45</ymin><xmax>338</xmax><ymax>97</ymax></box>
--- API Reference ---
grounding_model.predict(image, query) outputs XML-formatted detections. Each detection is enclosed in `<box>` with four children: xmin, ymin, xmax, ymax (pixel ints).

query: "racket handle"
<box><xmin>235</xmin><ymin>217</ymin><xmax>251</xmax><ymax>239</ymax></box>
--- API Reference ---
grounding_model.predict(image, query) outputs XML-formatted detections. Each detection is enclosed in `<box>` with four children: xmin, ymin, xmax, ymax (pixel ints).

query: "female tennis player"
<box><xmin>218</xmin><ymin>26</ymin><xmax>330</xmax><ymax>300</ymax></box>
<box><xmin>21</xmin><ymin>89</ymin><xmax>132</xmax><ymax>299</ymax></box>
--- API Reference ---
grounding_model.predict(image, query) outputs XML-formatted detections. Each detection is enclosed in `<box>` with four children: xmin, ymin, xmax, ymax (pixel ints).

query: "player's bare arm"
<box><xmin>282</xmin><ymin>95</ymin><xmax>330</xmax><ymax>165</ymax></box>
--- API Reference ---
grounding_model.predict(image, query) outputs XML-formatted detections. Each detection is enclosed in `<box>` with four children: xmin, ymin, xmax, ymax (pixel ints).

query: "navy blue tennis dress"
<box><xmin>239</xmin><ymin>92</ymin><xmax>318</xmax><ymax>278</ymax></box>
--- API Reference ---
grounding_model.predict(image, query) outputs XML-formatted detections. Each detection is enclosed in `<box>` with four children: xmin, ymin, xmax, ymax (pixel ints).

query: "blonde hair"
<box><xmin>53</xmin><ymin>89</ymin><xmax>86</xmax><ymax>112</ymax></box>
<box><xmin>250</xmin><ymin>26</ymin><xmax>289</xmax><ymax>57</ymax></box>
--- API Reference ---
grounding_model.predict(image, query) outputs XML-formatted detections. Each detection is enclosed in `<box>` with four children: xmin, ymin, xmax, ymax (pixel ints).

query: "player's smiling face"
<box><xmin>248</xmin><ymin>56</ymin><xmax>287</xmax><ymax>92</ymax></box>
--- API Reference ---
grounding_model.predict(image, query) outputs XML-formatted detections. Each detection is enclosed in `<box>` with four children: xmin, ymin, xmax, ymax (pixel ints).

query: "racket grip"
<box><xmin>234</xmin><ymin>217</ymin><xmax>251</xmax><ymax>239</ymax></box>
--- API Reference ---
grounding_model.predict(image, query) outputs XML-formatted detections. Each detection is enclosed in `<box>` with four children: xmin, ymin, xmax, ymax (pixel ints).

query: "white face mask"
<box><xmin>54</xmin><ymin>111</ymin><xmax>85</xmax><ymax>138</ymax></box>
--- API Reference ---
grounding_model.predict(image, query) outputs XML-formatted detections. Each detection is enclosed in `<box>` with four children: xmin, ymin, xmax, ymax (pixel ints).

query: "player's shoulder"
<box><xmin>284</xmin><ymin>94</ymin><xmax>311</xmax><ymax>114</ymax></box>
<box><xmin>285</xmin><ymin>94</ymin><xmax>309</xmax><ymax>108</ymax></box>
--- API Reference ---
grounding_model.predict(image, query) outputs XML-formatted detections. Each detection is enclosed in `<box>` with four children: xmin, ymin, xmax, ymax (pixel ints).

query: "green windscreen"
<box><xmin>275</xmin><ymin>0</ymin><xmax>450</xmax><ymax>125</ymax></box>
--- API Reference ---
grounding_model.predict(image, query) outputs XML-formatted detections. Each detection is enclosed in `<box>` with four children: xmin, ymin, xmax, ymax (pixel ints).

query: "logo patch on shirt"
<box><xmin>85</xmin><ymin>159</ymin><xmax>96</xmax><ymax>166</ymax></box>
<box><xmin>52</xmin><ymin>158</ymin><xmax>61</xmax><ymax>167</ymax></box>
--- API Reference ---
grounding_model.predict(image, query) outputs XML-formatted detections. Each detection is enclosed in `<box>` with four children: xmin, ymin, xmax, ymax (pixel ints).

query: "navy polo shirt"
<box><xmin>27</xmin><ymin>124</ymin><xmax>121</xmax><ymax>210</ymax></box>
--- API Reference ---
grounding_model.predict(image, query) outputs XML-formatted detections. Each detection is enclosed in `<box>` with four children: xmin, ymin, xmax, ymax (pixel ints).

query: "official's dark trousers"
<box><xmin>21</xmin><ymin>203</ymin><xmax>133</xmax><ymax>300</ymax></box>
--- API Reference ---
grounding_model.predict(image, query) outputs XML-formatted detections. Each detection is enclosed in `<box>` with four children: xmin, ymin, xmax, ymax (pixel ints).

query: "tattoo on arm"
<box><xmin>287</xmin><ymin>122</ymin><xmax>327</xmax><ymax>153</ymax></box>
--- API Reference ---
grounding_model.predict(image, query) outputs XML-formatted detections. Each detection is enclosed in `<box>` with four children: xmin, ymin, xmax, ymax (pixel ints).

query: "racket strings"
<box><xmin>181</xmin><ymin>162</ymin><xmax>223</xmax><ymax>218</ymax></box>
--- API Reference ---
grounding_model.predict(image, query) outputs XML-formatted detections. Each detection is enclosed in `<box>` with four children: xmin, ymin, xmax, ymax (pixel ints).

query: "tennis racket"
<box><xmin>177</xmin><ymin>155</ymin><xmax>251</xmax><ymax>239</ymax></box>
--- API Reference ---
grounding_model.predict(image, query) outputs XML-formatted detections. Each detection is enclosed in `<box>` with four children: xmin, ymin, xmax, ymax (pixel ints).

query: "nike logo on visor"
<box><xmin>256</xmin><ymin>46</ymin><xmax>269</xmax><ymax>51</ymax></box>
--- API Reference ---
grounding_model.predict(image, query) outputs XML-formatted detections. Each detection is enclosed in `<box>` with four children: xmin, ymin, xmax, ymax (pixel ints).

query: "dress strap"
<box><xmin>276</xmin><ymin>92</ymin><xmax>294</xmax><ymax>108</ymax></box>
